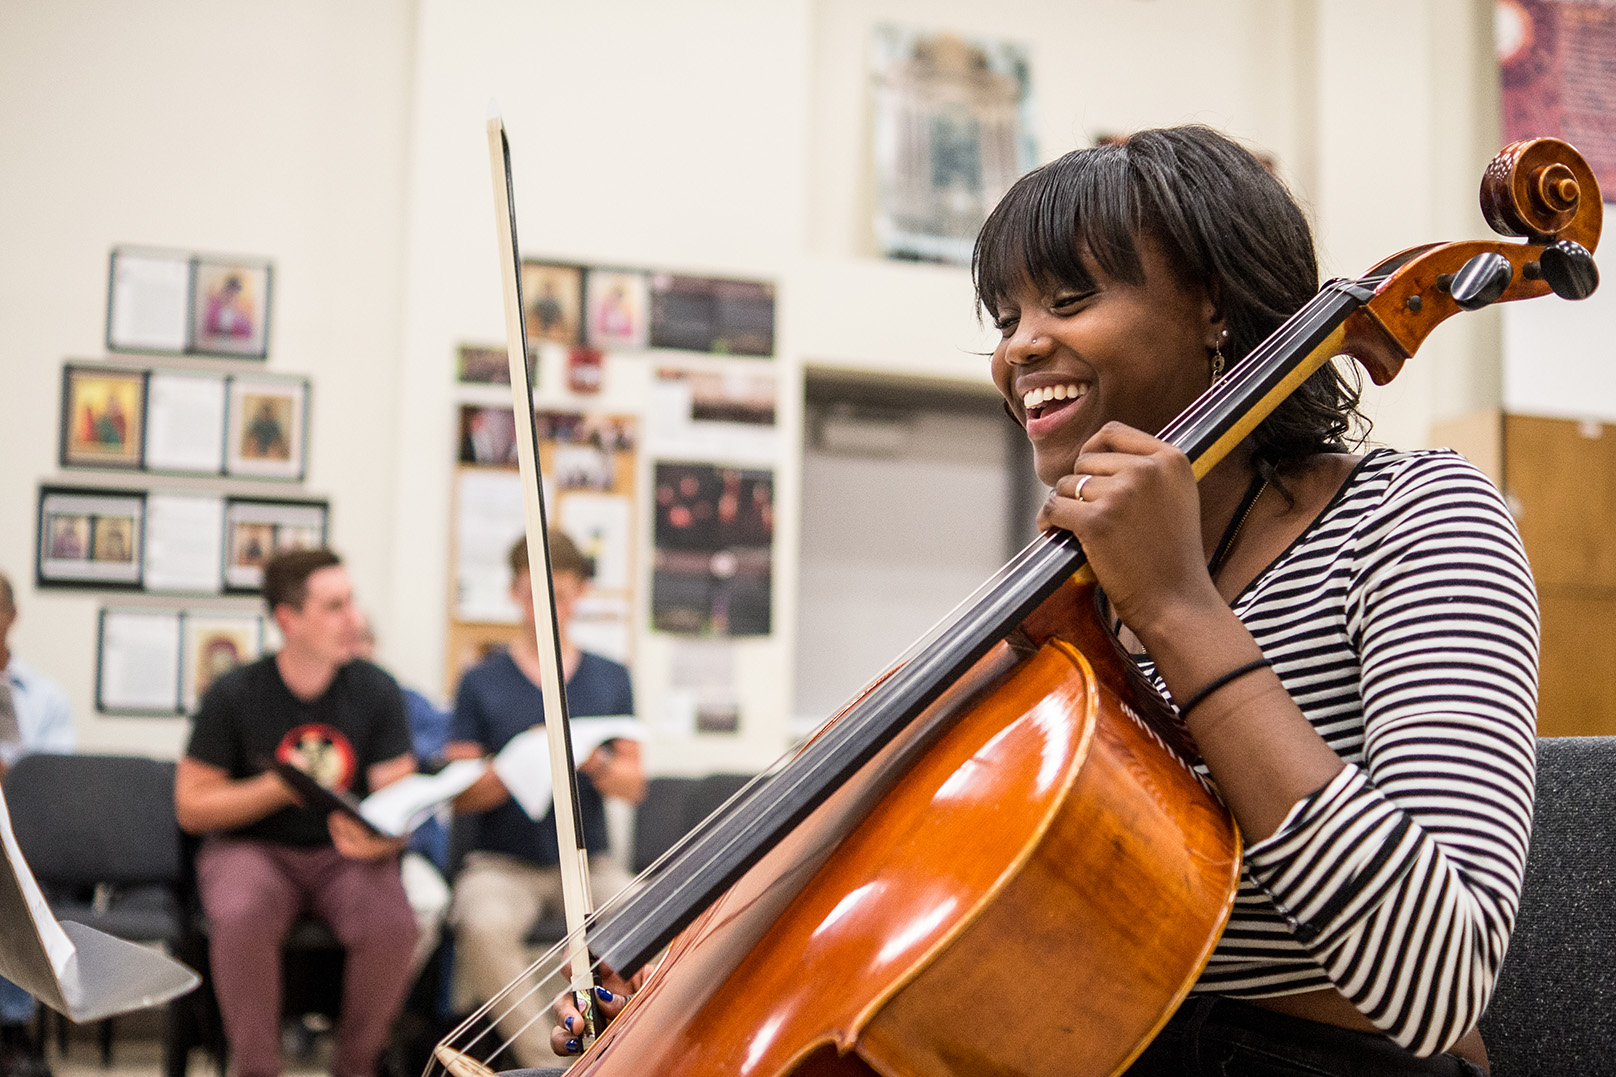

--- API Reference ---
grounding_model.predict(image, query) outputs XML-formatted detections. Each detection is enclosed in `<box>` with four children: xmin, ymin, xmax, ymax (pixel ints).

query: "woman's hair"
<box><xmin>972</xmin><ymin>125</ymin><xmax>1367</xmax><ymax>476</ymax></box>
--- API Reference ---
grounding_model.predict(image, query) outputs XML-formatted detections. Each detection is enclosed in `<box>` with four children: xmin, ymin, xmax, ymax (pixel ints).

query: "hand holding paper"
<box><xmin>492</xmin><ymin>717</ymin><xmax>645</xmax><ymax>820</ymax></box>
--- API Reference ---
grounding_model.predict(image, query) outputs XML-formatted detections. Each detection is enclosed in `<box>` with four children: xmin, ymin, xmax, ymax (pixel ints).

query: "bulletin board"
<box><xmin>444</xmin><ymin>408</ymin><xmax>639</xmax><ymax>694</ymax></box>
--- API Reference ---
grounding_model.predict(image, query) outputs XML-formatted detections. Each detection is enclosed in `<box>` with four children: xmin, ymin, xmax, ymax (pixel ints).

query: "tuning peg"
<box><xmin>1537</xmin><ymin>240</ymin><xmax>1599</xmax><ymax>300</ymax></box>
<box><xmin>1447</xmin><ymin>251</ymin><xmax>1514</xmax><ymax>310</ymax></box>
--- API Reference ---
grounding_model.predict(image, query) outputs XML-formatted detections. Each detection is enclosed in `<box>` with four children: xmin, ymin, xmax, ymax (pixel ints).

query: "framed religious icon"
<box><xmin>222</xmin><ymin>497</ymin><xmax>329</xmax><ymax>591</ymax></box>
<box><xmin>106</xmin><ymin>248</ymin><xmax>193</xmax><ymax>354</ymax></box>
<box><xmin>190</xmin><ymin>257</ymin><xmax>272</xmax><ymax>359</ymax></box>
<box><xmin>521</xmin><ymin>262</ymin><xmax>583</xmax><ymax>347</ymax></box>
<box><xmin>225</xmin><ymin>375</ymin><xmax>308</xmax><ymax>480</ymax></box>
<box><xmin>60</xmin><ymin>364</ymin><xmax>147</xmax><ymax>470</ymax></box>
<box><xmin>182</xmin><ymin>612</ymin><xmax>264</xmax><ymax>712</ymax></box>
<box><xmin>36</xmin><ymin>486</ymin><xmax>146</xmax><ymax>588</ymax></box>
<box><xmin>871</xmin><ymin>27</ymin><xmax>1036</xmax><ymax>265</ymax></box>
<box><xmin>585</xmin><ymin>268</ymin><xmax>650</xmax><ymax>350</ymax></box>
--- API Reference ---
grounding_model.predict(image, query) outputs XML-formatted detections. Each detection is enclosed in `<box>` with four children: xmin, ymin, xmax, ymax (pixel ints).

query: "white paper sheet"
<box><xmin>0</xmin><ymin>793</ymin><xmax>76</xmax><ymax>977</ymax></box>
<box><xmin>143</xmin><ymin>493</ymin><xmax>225</xmax><ymax>593</ymax></box>
<box><xmin>98</xmin><ymin>610</ymin><xmax>182</xmax><ymax>713</ymax></box>
<box><xmin>108</xmin><ymin>251</ymin><xmax>190</xmax><ymax>352</ymax></box>
<box><xmin>0</xmin><ymin>788</ymin><xmax>199</xmax><ymax>1021</ymax></box>
<box><xmin>492</xmin><ymin>717</ymin><xmax>645</xmax><ymax>820</ymax></box>
<box><xmin>455</xmin><ymin>469</ymin><xmax>526</xmax><ymax>622</ymax></box>
<box><xmin>144</xmin><ymin>372</ymin><xmax>227</xmax><ymax>473</ymax></box>
<box><xmin>357</xmin><ymin>759</ymin><xmax>487</xmax><ymax>837</ymax></box>
<box><xmin>559</xmin><ymin>492</ymin><xmax>632</xmax><ymax>591</ymax></box>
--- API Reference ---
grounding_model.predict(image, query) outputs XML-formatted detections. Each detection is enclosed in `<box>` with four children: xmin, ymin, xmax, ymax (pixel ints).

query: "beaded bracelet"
<box><xmin>1174</xmin><ymin>657</ymin><xmax>1272</xmax><ymax>721</ymax></box>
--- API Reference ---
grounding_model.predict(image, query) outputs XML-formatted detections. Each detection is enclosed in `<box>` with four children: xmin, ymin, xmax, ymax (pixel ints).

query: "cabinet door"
<box><xmin>1505</xmin><ymin>414</ymin><xmax>1616</xmax><ymax>736</ymax></box>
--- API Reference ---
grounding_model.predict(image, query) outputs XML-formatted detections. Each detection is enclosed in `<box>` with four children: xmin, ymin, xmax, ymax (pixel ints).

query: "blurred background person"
<box><xmin>353</xmin><ymin>613</ymin><xmax>452</xmax><ymax>978</ymax></box>
<box><xmin>446</xmin><ymin>531</ymin><xmax>644</xmax><ymax>1068</ymax></box>
<box><xmin>174</xmin><ymin>549</ymin><xmax>417</xmax><ymax>1077</ymax></box>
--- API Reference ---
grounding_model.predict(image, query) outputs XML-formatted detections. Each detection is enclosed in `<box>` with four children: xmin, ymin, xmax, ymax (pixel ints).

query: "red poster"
<box><xmin>1499</xmin><ymin>0</ymin><xmax>1616</xmax><ymax>200</ymax></box>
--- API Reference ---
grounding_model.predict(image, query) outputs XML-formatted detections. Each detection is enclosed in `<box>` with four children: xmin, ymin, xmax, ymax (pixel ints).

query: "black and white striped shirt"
<box><xmin>1154</xmin><ymin>449</ymin><xmax>1539</xmax><ymax>1057</ymax></box>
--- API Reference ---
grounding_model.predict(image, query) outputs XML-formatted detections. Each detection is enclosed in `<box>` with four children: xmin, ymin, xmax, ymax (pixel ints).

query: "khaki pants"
<box><xmin>449</xmin><ymin>852</ymin><xmax>632</xmax><ymax>1069</ymax></box>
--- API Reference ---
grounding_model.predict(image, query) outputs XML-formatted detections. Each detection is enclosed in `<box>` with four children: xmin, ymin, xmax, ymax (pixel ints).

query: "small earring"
<box><xmin>1210</xmin><ymin>329</ymin><xmax>1230</xmax><ymax>380</ymax></box>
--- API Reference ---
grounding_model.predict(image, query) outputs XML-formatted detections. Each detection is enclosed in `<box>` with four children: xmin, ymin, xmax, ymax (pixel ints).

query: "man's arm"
<box><xmin>447</xmin><ymin>739</ymin><xmax>512</xmax><ymax>813</ymax></box>
<box><xmin>327</xmin><ymin>750</ymin><xmax>416</xmax><ymax>860</ymax></box>
<box><xmin>174</xmin><ymin>756</ymin><xmax>298</xmax><ymax>835</ymax></box>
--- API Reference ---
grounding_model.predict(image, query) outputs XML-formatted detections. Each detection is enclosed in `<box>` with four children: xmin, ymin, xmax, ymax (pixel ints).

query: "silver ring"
<box><xmin>1074</xmin><ymin>474</ymin><xmax>1092</xmax><ymax>502</ymax></box>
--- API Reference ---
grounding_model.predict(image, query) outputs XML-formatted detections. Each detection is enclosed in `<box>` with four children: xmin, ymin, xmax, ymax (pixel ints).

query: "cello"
<box><xmin>438</xmin><ymin>134</ymin><xmax>1600</xmax><ymax>1077</ymax></box>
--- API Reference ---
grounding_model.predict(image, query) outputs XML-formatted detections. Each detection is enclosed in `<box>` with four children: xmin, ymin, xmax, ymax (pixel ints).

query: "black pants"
<box><xmin>1123</xmin><ymin>996</ymin><xmax>1486</xmax><ymax>1077</ymax></box>
<box><xmin>498</xmin><ymin>997</ymin><xmax>1486</xmax><ymax>1077</ymax></box>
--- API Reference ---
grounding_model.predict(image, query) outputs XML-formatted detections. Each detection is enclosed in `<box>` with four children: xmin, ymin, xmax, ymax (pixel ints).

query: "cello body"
<box><xmin>577</xmin><ymin>581</ymin><xmax>1241</xmax><ymax>1077</ymax></box>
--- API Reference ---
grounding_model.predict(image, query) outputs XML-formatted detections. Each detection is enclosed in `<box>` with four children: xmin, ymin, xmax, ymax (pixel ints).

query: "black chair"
<box><xmin>2</xmin><ymin>753</ymin><xmax>186</xmax><ymax>1067</ymax></box>
<box><xmin>632</xmin><ymin>773</ymin><xmax>754</xmax><ymax>874</ymax></box>
<box><xmin>1481</xmin><ymin>735</ymin><xmax>1616</xmax><ymax>1073</ymax></box>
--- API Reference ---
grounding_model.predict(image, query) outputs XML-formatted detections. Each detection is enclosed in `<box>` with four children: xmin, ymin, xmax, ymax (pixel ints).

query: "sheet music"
<box><xmin>0</xmin><ymin>790</ymin><xmax>75</xmax><ymax>976</ymax></box>
<box><xmin>492</xmin><ymin>717</ymin><xmax>645</xmax><ymax>820</ymax></box>
<box><xmin>0</xmin><ymin>786</ymin><xmax>197</xmax><ymax>1021</ymax></box>
<box><xmin>356</xmin><ymin>759</ymin><xmax>487</xmax><ymax>837</ymax></box>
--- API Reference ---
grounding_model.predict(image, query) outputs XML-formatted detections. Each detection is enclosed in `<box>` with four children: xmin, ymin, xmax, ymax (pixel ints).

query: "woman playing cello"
<box><xmin>550</xmin><ymin>125</ymin><xmax>1537</xmax><ymax>1076</ymax></box>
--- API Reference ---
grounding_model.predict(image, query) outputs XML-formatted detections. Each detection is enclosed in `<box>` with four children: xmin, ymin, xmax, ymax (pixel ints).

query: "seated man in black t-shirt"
<box><xmin>175</xmin><ymin>549</ymin><xmax>417</xmax><ymax>1077</ymax></box>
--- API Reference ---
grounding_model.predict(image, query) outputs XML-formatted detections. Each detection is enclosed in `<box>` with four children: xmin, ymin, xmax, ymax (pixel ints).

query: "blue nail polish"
<box><xmin>595</xmin><ymin>986</ymin><xmax>614</xmax><ymax>1002</ymax></box>
<box><xmin>564</xmin><ymin>1016</ymin><xmax>573</xmax><ymax>1032</ymax></box>
<box><xmin>566</xmin><ymin>1038</ymin><xmax>580</xmax><ymax>1054</ymax></box>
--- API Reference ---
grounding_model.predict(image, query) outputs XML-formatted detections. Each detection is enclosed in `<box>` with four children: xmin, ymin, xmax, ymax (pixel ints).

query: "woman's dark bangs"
<box><xmin>976</xmin><ymin>151</ymin><xmax>1147</xmax><ymax>314</ymax></box>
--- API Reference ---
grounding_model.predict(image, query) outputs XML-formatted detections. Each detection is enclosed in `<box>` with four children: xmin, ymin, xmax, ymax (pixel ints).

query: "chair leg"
<box><xmin>55</xmin><ymin>1009</ymin><xmax>68</xmax><ymax>1058</ymax></box>
<box><xmin>99</xmin><ymin>1016</ymin><xmax>114</xmax><ymax>1066</ymax></box>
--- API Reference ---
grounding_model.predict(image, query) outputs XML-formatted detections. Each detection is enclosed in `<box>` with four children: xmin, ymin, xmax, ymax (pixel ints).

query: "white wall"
<box><xmin>0</xmin><ymin>0</ymin><xmax>1518</xmax><ymax>767</ymax></box>
<box><xmin>0</xmin><ymin>1</ymin><xmax>415</xmax><ymax>756</ymax></box>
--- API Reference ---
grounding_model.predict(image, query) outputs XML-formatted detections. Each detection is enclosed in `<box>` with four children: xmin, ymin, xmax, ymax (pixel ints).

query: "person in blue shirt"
<box><xmin>446</xmin><ymin>532</ymin><xmax>644</xmax><ymax>1068</ymax></box>
<box><xmin>0</xmin><ymin>572</ymin><xmax>74</xmax><ymax>1077</ymax></box>
<box><xmin>352</xmin><ymin>615</ymin><xmax>452</xmax><ymax>977</ymax></box>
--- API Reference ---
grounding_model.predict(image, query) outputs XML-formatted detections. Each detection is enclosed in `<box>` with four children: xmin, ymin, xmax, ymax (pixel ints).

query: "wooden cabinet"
<box><xmin>1439</xmin><ymin>411</ymin><xmax>1616</xmax><ymax>736</ymax></box>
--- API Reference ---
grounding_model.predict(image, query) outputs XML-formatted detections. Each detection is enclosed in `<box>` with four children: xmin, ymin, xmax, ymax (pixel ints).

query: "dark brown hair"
<box><xmin>973</xmin><ymin>125</ymin><xmax>1367</xmax><ymax>476</ymax></box>
<box><xmin>262</xmin><ymin>548</ymin><xmax>342</xmax><ymax>613</ymax></box>
<box><xmin>508</xmin><ymin>530</ymin><xmax>593</xmax><ymax>581</ymax></box>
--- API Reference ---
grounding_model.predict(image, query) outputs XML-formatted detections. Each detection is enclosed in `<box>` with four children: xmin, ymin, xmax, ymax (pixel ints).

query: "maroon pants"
<box><xmin>196</xmin><ymin>838</ymin><xmax>418</xmax><ymax>1077</ymax></box>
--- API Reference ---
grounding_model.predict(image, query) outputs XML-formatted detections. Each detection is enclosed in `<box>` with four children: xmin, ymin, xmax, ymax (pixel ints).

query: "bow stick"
<box><xmin>485</xmin><ymin>104</ymin><xmax>599</xmax><ymax>1037</ymax></box>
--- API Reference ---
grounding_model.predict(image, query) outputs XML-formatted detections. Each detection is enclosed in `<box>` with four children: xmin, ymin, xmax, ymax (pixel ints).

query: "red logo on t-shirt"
<box><xmin>275</xmin><ymin>724</ymin><xmax>357</xmax><ymax>792</ymax></box>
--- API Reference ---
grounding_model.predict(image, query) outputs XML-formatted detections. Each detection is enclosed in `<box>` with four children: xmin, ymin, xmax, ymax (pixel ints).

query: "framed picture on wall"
<box><xmin>60</xmin><ymin>365</ymin><xmax>147</xmax><ymax>469</ymax></box>
<box><xmin>182</xmin><ymin>612</ymin><xmax>264</xmax><ymax>712</ymax></box>
<box><xmin>585</xmin><ymin>269</ymin><xmax>649</xmax><ymax>350</ymax></box>
<box><xmin>190</xmin><ymin>257</ymin><xmax>272</xmax><ymax>358</ymax></box>
<box><xmin>521</xmin><ymin>262</ymin><xmax>583</xmax><ymax>347</ymax></box>
<box><xmin>96</xmin><ymin>608</ymin><xmax>183</xmax><ymax>714</ymax></box>
<box><xmin>223</xmin><ymin>497</ymin><xmax>329</xmax><ymax>591</ymax></box>
<box><xmin>36</xmin><ymin>486</ymin><xmax>146</xmax><ymax>588</ymax></box>
<box><xmin>144</xmin><ymin>370</ymin><xmax>228</xmax><ymax>474</ymax></box>
<box><xmin>225</xmin><ymin>375</ymin><xmax>308</xmax><ymax>480</ymax></box>
<box><xmin>106</xmin><ymin>248</ymin><xmax>193</xmax><ymax>354</ymax></box>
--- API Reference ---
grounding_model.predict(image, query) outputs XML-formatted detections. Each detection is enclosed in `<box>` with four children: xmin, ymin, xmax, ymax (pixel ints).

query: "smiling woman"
<box><xmin>963</xmin><ymin>126</ymin><xmax>1537</xmax><ymax>1075</ymax></box>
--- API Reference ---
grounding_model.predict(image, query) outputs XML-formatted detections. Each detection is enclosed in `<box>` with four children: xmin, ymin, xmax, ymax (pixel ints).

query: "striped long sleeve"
<box><xmin>1184</xmin><ymin>449</ymin><xmax>1539</xmax><ymax>1056</ymax></box>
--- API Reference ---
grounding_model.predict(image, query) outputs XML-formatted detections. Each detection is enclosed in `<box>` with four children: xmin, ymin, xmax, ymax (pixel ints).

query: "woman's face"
<box><xmin>990</xmin><ymin>236</ymin><xmax>1219</xmax><ymax>487</ymax></box>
